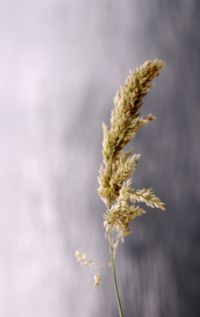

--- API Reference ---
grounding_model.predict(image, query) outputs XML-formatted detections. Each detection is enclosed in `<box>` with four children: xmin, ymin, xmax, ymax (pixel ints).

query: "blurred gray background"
<box><xmin>0</xmin><ymin>0</ymin><xmax>200</xmax><ymax>316</ymax></box>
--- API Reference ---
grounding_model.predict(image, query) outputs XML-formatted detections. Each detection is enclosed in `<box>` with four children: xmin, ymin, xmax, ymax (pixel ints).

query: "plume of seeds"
<box><xmin>75</xmin><ymin>60</ymin><xmax>165</xmax><ymax>293</ymax></box>
<box><xmin>98</xmin><ymin>59</ymin><xmax>165</xmax><ymax>243</ymax></box>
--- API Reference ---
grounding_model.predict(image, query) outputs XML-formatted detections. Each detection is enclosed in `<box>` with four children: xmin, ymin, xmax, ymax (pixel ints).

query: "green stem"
<box><xmin>110</xmin><ymin>244</ymin><xmax>125</xmax><ymax>317</ymax></box>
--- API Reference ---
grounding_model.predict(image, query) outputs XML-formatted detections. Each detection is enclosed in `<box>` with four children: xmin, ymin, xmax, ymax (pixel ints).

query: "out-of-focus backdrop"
<box><xmin>0</xmin><ymin>0</ymin><xmax>200</xmax><ymax>316</ymax></box>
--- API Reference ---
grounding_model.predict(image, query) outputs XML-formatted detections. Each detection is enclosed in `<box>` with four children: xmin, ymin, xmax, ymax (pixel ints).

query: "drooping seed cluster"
<box><xmin>75</xmin><ymin>60</ymin><xmax>165</xmax><ymax>288</ymax></box>
<box><xmin>75</xmin><ymin>250</ymin><xmax>94</xmax><ymax>267</ymax></box>
<box><xmin>75</xmin><ymin>250</ymin><xmax>102</xmax><ymax>288</ymax></box>
<box><xmin>98</xmin><ymin>60</ymin><xmax>165</xmax><ymax>242</ymax></box>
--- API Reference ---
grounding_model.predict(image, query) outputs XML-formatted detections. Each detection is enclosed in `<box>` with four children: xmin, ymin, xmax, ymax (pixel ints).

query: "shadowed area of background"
<box><xmin>0</xmin><ymin>0</ymin><xmax>200</xmax><ymax>316</ymax></box>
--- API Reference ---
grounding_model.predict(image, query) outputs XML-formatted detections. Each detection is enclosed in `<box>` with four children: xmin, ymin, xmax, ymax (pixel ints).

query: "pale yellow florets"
<box><xmin>75</xmin><ymin>250</ymin><xmax>102</xmax><ymax>288</ymax></box>
<box><xmin>98</xmin><ymin>59</ymin><xmax>165</xmax><ymax>243</ymax></box>
<box><xmin>130</xmin><ymin>188</ymin><xmax>165</xmax><ymax>210</ymax></box>
<box><xmin>75</xmin><ymin>250</ymin><xmax>94</xmax><ymax>267</ymax></box>
<box><xmin>93</xmin><ymin>273</ymin><xmax>101</xmax><ymax>288</ymax></box>
<box><xmin>75</xmin><ymin>60</ymin><xmax>166</xmax><ymax>288</ymax></box>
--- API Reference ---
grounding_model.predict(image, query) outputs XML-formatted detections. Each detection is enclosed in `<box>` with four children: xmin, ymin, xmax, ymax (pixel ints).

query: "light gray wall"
<box><xmin>0</xmin><ymin>1</ymin><xmax>199</xmax><ymax>316</ymax></box>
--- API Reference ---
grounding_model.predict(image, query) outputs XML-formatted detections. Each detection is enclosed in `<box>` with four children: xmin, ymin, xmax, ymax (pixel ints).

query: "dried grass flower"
<box><xmin>75</xmin><ymin>59</ymin><xmax>166</xmax><ymax>317</ymax></box>
<box><xmin>98</xmin><ymin>59</ymin><xmax>165</xmax><ymax>246</ymax></box>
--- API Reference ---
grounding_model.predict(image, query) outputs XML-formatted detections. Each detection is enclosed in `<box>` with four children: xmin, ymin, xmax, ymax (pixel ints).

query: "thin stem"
<box><xmin>109</xmin><ymin>243</ymin><xmax>125</xmax><ymax>317</ymax></box>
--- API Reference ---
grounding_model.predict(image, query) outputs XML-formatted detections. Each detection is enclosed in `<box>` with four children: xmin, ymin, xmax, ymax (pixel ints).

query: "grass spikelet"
<box><xmin>93</xmin><ymin>273</ymin><xmax>101</xmax><ymax>288</ymax></box>
<box><xmin>75</xmin><ymin>250</ymin><xmax>94</xmax><ymax>267</ymax></box>
<box><xmin>130</xmin><ymin>188</ymin><xmax>165</xmax><ymax>210</ymax></box>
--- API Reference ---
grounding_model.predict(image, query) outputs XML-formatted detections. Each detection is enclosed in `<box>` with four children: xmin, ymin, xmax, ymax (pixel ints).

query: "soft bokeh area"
<box><xmin>0</xmin><ymin>1</ymin><xmax>200</xmax><ymax>316</ymax></box>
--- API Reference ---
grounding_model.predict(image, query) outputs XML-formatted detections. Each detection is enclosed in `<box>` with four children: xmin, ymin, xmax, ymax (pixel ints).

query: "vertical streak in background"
<box><xmin>0</xmin><ymin>0</ymin><xmax>199</xmax><ymax>316</ymax></box>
